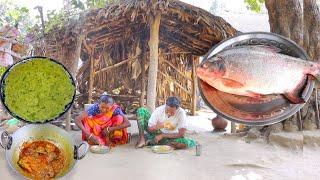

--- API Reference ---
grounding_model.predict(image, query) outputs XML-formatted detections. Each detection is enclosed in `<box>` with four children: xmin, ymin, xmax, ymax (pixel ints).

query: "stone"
<box><xmin>283</xmin><ymin>118</ymin><xmax>299</xmax><ymax>132</ymax></box>
<box><xmin>303</xmin><ymin>130</ymin><xmax>320</xmax><ymax>147</ymax></box>
<box><xmin>269</xmin><ymin>132</ymin><xmax>303</xmax><ymax>150</ymax></box>
<box><xmin>303</xmin><ymin>119</ymin><xmax>317</xmax><ymax>131</ymax></box>
<box><xmin>267</xmin><ymin>122</ymin><xmax>283</xmax><ymax>133</ymax></box>
<box><xmin>246</xmin><ymin>127</ymin><xmax>261</xmax><ymax>139</ymax></box>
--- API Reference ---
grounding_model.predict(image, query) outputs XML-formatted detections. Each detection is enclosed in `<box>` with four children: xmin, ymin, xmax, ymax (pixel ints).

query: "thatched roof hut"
<box><xmin>33</xmin><ymin>0</ymin><xmax>237</xmax><ymax>118</ymax></box>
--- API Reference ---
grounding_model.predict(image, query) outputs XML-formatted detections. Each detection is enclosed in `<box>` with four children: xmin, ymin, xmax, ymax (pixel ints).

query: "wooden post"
<box><xmin>88</xmin><ymin>54</ymin><xmax>95</xmax><ymax>104</ymax></box>
<box><xmin>191</xmin><ymin>56</ymin><xmax>198</xmax><ymax>116</ymax></box>
<box><xmin>65</xmin><ymin>34</ymin><xmax>84</xmax><ymax>131</ymax></box>
<box><xmin>231</xmin><ymin>122</ymin><xmax>236</xmax><ymax>133</ymax></box>
<box><xmin>140</xmin><ymin>42</ymin><xmax>146</xmax><ymax>107</ymax></box>
<box><xmin>315</xmin><ymin>89</ymin><xmax>320</xmax><ymax>129</ymax></box>
<box><xmin>146</xmin><ymin>12</ymin><xmax>161</xmax><ymax>111</ymax></box>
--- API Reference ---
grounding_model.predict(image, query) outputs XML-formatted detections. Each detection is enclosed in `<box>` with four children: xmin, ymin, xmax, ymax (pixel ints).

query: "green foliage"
<box><xmin>86</xmin><ymin>0</ymin><xmax>108</xmax><ymax>9</ymax></box>
<box><xmin>4</xmin><ymin>58</ymin><xmax>75</xmax><ymax>122</ymax></box>
<box><xmin>0</xmin><ymin>0</ymin><xmax>121</xmax><ymax>40</ymax></box>
<box><xmin>0</xmin><ymin>0</ymin><xmax>32</xmax><ymax>37</ymax></box>
<box><xmin>244</xmin><ymin>0</ymin><xmax>265</xmax><ymax>13</ymax></box>
<box><xmin>71</xmin><ymin>0</ymin><xmax>119</xmax><ymax>10</ymax></box>
<box><xmin>71</xmin><ymin>0</ymin><xmax>86</xmax><ymax>10</ymax></box>
<box><xmin>45</xmin><ymin>10</ymin><xmax>68</xmax><ymax>33</ymax></box>
<box><xmin>44</xmin><ymin>0</ymin><xmax>118</xmax><ymax>33</ymax></box>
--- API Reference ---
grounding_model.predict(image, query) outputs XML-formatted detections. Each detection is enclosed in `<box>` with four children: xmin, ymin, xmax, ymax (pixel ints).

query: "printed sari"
<box><xmin>82</xmin><ymin>104</ymin><xmax>128</xmax><ymax>146</ymax></box>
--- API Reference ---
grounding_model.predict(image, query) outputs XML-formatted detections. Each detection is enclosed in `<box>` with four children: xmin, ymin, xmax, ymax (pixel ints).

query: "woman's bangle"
<box><xmin>106</xmin><ymin>126</ymin><xmax>110</xmax><ymax>133</ymax></box>
<box><xmin>88</xmin><ymin>133</ymin><xmax>93</xmax><ymax>139</ymax></box>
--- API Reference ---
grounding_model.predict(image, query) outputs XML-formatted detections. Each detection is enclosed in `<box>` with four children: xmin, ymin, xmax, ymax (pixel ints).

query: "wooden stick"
<box><xmin>88</xmin><ymin>56</ymin><xmax>95</xmax><ymax>104</ymax></box>
<box><xmin>191</xmin><ymin>56</ymin><xmax>198</xmax><ymax>116</ymax></box>
<box><xmin>94</xmin><ymin>56</ymin><xmax>137</xmax><ymax>75</ymax></box>
<box><xmin>158</xmin><ymin>71</ymin><xmax>192</xmax><ymax>95</ymax></box>
<box><xmin>297</xmin><ymin>110</ymin><xmax>302</xmax><ymax>131</ymax></box>
<box><xmin>162</xmin><ymin>58</ymin><xmax>192</xmax><ymax>81</ymax></box>
<box><xmin>161</xmin><ymin>52</ymin><xmax>192</xmax><ymax>55</ymax></box>
<box><xmin>140</xmin><ymin>40</ymin><xmax>146</xmax><ymax>107</ymax></box>
<box><xmin>315</xmin><ymin>89</ymin><xmax>320</xmax><ymax>129</ymax></box>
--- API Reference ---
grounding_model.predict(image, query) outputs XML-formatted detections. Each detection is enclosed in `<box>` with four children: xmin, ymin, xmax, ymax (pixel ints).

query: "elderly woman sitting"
<box><xmin>76</xmin><ymin>95</ymin><xmax>131</xmax><ymax>146</ymax></box>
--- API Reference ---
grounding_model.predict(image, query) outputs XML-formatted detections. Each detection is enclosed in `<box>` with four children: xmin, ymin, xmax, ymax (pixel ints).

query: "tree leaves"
<box><xmin>244</xmin><ymin>0</ymin><xmax>265</xmax><ymax>13</ymax></box>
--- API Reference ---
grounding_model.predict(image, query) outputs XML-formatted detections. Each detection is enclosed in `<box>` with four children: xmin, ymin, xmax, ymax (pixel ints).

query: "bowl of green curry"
<box><xmin>0</xmin><ymin>57</ymin><xmax>76</xmax><ymax>124</ymax></box>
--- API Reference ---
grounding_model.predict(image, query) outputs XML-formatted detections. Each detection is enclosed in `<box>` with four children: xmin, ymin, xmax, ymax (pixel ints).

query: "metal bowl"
<box><xmin>198</xmin><ymin>32</ymin><xmax>313</xmax><ymax>126</ymax></box>
<box><xmin>0</xmin><ymin>56</ymin><xmax>76</xmax><ymax>124</ymax></box>
<box><xmin>90</xmin><ymin>145</ymin><xmax>110</xmax><ymax>154</ymax></box>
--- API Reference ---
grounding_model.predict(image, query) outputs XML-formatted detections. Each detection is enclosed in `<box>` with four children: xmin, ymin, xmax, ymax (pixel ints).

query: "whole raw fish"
<box><xmin>197</xmin><ymin>46</ymin><xmax>320</xmax><ymax>104</ymax></box>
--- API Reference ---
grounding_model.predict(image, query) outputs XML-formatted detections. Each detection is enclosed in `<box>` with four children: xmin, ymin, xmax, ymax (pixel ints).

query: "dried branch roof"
<box><xmin>80</xmin><ymin>0</ymin><xmax>237</xmax><ymax>56</ymax></box>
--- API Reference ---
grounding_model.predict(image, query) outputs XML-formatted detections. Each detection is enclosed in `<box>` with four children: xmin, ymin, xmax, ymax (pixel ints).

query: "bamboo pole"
<box><xmin>231</xmin><ymin>122</ymin><xmax>236</xmax><ymax>133</ymax></box>
<box><xmin>315</xmin><ymin>89</ymin><xmax>320</xmax><ymax>129</ymax></box>
<box><xmin>162</xmin><ymin>59</ymin><xmax>192</xmax><ymax>81</ymax></box>
<box><xmin>140</xmin><ymin>41</ymin><xmax>146</xmax><ymax>107</ymax></box>
<box><xmin>146</xmin><ymin>12</ymin><xmax>161</xmax><ymax>112</ymax></box>
<box><xmin>191</xmin><ymin>56</ymin><xmax>198</xmax><ymax>116</ymax></box>
<box><xmin>158</xmin><ymin>71</ymin><xmax>191</xmax><ymax>95</ymax></box>
<box><xmin>94</xmin><ymin>56</ymin><xmax>137</xmax><ymax>75</ymax></box>
<box><xmin>88</xmin><ymin>55</ymin><xmax>95</xmax><ymax>104</ymax></box>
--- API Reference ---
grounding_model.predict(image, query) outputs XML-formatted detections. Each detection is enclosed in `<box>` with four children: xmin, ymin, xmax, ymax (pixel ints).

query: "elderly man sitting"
<box><xmin>135</xmin><ymin>97</ymin><xmax>196</xmax><ymax>149</ymax></box>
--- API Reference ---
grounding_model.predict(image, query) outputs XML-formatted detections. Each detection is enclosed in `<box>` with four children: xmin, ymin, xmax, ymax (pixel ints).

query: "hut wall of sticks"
<box><xmin>32</xmin><ymin>0</ymin><xmax>237</xmax><ymax>115</ymax></box>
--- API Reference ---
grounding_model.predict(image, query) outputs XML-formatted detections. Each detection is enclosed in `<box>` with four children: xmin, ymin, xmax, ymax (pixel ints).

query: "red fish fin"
<box><xmin>284</xmin><ymin>75</ymin><xmax>307</xmax><ymax>104</ymax></box>
<box><xmin>283</xmin><ymin>92</ymin><xmax>305</xmax><ymax>104</ymax></box>
<box><xmin>221</xmin><ymin>78</ymin><xmax>244</xmax><ymax>88</ymax></box>
<box><xmin>246</xmin><ymin>91</ymin><xmax>265</xmax><ymax>99</ymax></box>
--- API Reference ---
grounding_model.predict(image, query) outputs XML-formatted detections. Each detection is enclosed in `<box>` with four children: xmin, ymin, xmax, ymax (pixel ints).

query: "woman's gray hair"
<box><xmin>99</xmin><ymin>95</ymin><xmax>114</xmax><ymax>104</ymax></box>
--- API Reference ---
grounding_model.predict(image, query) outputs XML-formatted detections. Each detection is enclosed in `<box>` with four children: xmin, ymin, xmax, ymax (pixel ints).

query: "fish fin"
<box><xmin>221</xmin><ymin>78</ymin><xmax>244</xmax><ymax>88</ymax></box>
<box><xmin>283</xmin><ymin>75</ymin><xmax>307</xmax><ymax>104</ymax></box>
<box><xmin>245</xmin><ymin>91</ymin><xmax>265</xmax><ymax>99</ymax></box>
<box><xmin>283</xmin><ymin>92</ymin><xmax>305</xmax><ymax>104</ymax></box>
<box><xmin>248</xmin><ymin>45</ymin><xmax>282</xmax><ymax>53</ymax></box>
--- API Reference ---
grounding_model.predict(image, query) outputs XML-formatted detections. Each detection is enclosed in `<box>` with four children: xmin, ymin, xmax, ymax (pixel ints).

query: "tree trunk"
<box><xmin>146</xmin><ymin>13</ymin><xmax>161</xmax><ymax>112</ymax></box>
<box><xmin>265</xmin><ymin>0</ymin><xmax>320</xmax><ymax>131</ymax></box>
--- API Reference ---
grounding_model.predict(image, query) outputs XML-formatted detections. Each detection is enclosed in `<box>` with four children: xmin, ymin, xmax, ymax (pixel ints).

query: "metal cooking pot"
<box><xmin>0</xmin><ymin>124</ymin><xmax>89</xmax><ymax>179</ymax></box>
<box><xmin>198</xmin><ymin>32</ymin><xmax>314</xmax><ymax>126</ymax></box>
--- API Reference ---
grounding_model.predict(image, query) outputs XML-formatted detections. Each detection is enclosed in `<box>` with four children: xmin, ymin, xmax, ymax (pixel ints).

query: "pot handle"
<box><xmin>0</xmin><ymin>131</ymin><xmax>12</xmax><ymax>150</ymax></box>
<box><xmin>74</xmin><ymin>142</ymin><xmax>89</xmax><ymax>160</ymax></box>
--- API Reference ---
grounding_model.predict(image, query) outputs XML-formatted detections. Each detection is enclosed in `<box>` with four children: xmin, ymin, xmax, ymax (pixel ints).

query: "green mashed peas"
<box><xmin>0</xmin><ymin>66</ymin><xmax>6</xmax><ymax>77</ymax></box>
<box><xmin>3</xmin><ymin>58</ymin><xmax>75</xmax><ymax>123</ymax></box>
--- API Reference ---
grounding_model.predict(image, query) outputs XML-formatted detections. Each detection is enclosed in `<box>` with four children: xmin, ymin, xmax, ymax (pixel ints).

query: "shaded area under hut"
<box><xmin>32</xmin><ymin>0</ymin><xmax>237</xmax><ymax>129</ymax></box>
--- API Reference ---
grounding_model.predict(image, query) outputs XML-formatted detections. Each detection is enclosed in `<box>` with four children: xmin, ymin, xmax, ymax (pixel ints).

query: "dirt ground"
<box><xmin>1</xmin><ymin>131</ymin><xmax>319</xmax><ymax>180</ymax></box>
<box><xmin>0</xmin><ymin>109</ymin><xmax>319</xmax><ymax>180</ymax></box>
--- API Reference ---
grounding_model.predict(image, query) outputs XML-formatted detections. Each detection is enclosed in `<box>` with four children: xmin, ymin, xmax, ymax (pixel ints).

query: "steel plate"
<box><xmin>198</xmin><ymin>32</ymin><xmax>314</xmax><ymax>126</ymax></box>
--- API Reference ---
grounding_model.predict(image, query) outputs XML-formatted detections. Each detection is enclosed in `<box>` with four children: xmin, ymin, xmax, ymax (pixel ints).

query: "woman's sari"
<box><xmin>82</xmin><ymin>104</ymin><xmax>128</xmax><ymax>146</ymax></box>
